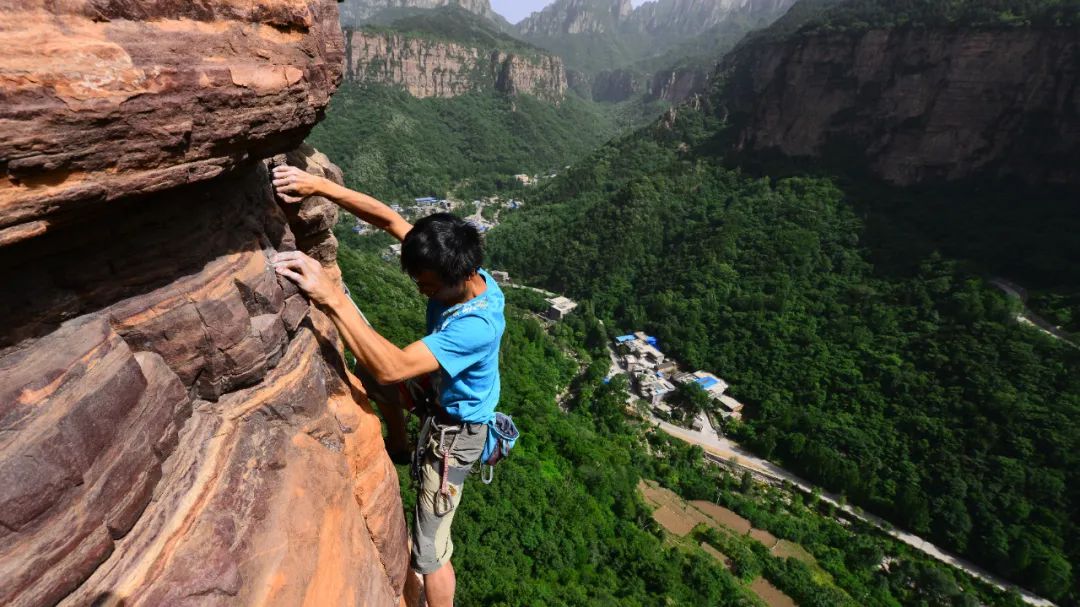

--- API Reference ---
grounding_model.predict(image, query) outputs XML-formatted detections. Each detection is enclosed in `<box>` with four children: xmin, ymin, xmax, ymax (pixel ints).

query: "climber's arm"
<box><xmin>272</xmin><ymin>165</ymin><xmax>413</xmax><ymax>242</ymax></box>
<box><xmin>271</xmin><ymin>251</ymin><xmax>438</xmax><ymax>384</ymax></box>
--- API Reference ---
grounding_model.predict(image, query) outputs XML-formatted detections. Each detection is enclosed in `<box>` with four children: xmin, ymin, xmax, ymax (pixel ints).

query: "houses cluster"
<box><xmin>613</xmin><ymin>332</ymin><xmax>744</xmax><ymax>421</ymax></box>
<box><xmin>411</xmin><ymin>197</ymin><xmax>454</xmax><ymax>218</ymax></box>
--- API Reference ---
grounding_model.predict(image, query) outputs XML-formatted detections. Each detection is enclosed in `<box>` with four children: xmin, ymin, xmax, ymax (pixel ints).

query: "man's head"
<box><xmin>401</xmin><ymin>213</ymin><xmax>483</xmax><ymax>303</ymax></box>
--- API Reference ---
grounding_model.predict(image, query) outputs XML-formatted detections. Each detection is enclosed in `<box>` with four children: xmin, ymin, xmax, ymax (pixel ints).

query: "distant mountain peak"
<box><xmin>519</xmin><ymin>0</ymin><xmax>796</xmax><ymax>37</ymax></box>
<box><xmin>518</xmin><ymin>0</ymin><xmax>635</xmax><ymax>36</ymax></box>
<box><xmin>338</xmin><ymin>0</ymin><xmax>500</xmax><ymax>27</ymax></box>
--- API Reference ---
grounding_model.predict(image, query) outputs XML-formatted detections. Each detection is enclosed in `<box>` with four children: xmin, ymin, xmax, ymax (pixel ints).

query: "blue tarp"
<box><xmin>615</xmin><ymin>335</ymin><xmax>636</xmax><ymax>343</ymax></box>
<box><xmin>645</xmin><ymin>336</ymin><xmax>658</xmax><ymax>346</ymax></box>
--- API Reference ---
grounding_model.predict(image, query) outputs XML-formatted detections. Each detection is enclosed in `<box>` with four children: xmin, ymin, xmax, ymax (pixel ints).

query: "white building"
<box><xmin>545</xmin><ymin>296</ymin><xmax>578</xmax><ymax>321</ymax></box>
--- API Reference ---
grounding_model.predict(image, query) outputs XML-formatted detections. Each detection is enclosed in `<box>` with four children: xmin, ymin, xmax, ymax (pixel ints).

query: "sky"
<box><xmin>491</xmin><ymin>0</ymin><xmax>651</xmax><ymax>25</ymax></box>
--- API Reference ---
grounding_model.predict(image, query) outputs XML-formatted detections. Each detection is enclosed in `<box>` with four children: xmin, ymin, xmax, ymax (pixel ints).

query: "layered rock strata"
<box><xmin>722</xmin><ymin>27</ymin><xmax>1080</xmax><ymax>186</ymax></box>
<box><xmin>346</xmin><ymin>30</ymin><xmax>568</xmax><ymax>102</ymax></box>
<box><xmin>0</xmin><ymin>2</ymin><xmax>413</xmax><ymax>606</ymax></box>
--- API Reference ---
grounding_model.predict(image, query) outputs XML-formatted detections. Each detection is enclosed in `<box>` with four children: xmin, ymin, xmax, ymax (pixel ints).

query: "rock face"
<box><xmin>519</xmin><ymin>0</ymin><xmax>794</xmax><ymax>40</ymax></box>
<box><xmin>0</xmin><ymin>2</ymin><xmax>413</xmax><ymax>606</ymax></box>
<box><xmin>346</xmin><ymin>29</ymin><xmax>568</xmax><ymax>102</ymax></box>
<box><xmin>339</xmin><ymin>0</ymin><xmax>499</xmax><ymax>26</ymax></box>
<box><xmin>629</xmin><ymin>0</ymin><xmax>797</xmax><ymax>37</ymax></box>
<box><xmin>592</xmin><ymin>69</ymin><xmax>639</xmax><ymax>102</ymax></box>
<box><xmin>723</xmin><ymin>27</ymin><xmax>1080</xmax><ymax>186</ymax></box>
<box><xmin>518</xmin><ymin>0</ymin><xmax>634</xmax><ymax>36</ymax></box>
<box><xmin>648</xmin><ymin>67</ymin><xmax>710</xmax><ymax>104</ymax></box>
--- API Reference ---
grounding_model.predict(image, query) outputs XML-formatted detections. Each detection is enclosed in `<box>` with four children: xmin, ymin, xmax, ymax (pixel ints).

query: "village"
<box><xmin>374</xmin><ymin>194</ymin><xmax>525</xmax><ymax>260</ymax></box>
<box><xmin>485</xmin><ymin>269</ymin><xmax>743</xmax><ymax>437</ymax></box>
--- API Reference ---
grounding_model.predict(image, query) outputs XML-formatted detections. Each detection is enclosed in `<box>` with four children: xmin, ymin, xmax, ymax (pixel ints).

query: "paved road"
<box><xmin>651</xmin><ymin>415</ymin><xmax>1057</xmax><ymax>606</ymax></box>
<box><xmin>991</xmin><ymin>278</ymin><xmax>1078</xmax><ymax>349</ymax></box>
<box><xmin>605</xmin><ymin>345</ymin><xmax>1057</xmax><ymax>606</ymax></box>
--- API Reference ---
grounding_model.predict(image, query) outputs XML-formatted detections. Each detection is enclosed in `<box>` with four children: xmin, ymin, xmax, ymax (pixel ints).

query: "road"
<box><xmin>990</xmin><ymin>278</ymin><xmax>1078</xmax><ymax>349</ymax></box>
<box><xmin>606</xmin><ymin>345</ymin><xmax>1057</xmax><ymax>607</ymax></box>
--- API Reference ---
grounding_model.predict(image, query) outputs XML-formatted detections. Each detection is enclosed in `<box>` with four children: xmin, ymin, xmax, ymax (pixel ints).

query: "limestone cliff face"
<box><xmin>346</xmin><ymin>29</ymin><xmax>568</xmax><ymax>102</ymax></box>
<box><xmin>648</xmin><ymin>67</ymin><xmax>710</xmax><ymax>104</ymax></box>
<box><xmin>591</xmin><ymin>69</ymin><xmax>638</xmax><ymax>102</ymax></box>
<box><xmin>518</xmin><ymin>0</ymin><xmax>634</xmax><ymax>36</ymax></box>
<box><xmin>519</xmin><ymin>0</ymin><xmax>794</xmax><ymax>39</ymax></box>
<box><xmin>629</xmin><ymin>0</ymin><xmax>797</xmax><ymax>37</ymax></box>
<box><xmin>722</xmin><ymin>27</ymin><xmax>1080</xmax><ymax>186</ymax></box>
<box><xmin>339</xmin><ymin>0</ymin><xmax>499</xmax><ymax>26</ymax></box>
<box><xmin>0</xmin><ymin>2</ymin><xmax>413</xmax><ymax>606</ymax></box>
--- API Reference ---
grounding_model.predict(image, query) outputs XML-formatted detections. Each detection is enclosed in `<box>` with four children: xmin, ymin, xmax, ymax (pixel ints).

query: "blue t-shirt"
<box><xmin>421</xmin><ymin>269</ymin><xmax>505</xmax><ymax>424</ymax></box>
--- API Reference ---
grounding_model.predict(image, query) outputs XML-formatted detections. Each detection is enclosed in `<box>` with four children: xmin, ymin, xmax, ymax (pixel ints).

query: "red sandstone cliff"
<box><xmin>0</xmin><ymin>2</ymin><xmax>414</xmax><ymax>605</ymax></box>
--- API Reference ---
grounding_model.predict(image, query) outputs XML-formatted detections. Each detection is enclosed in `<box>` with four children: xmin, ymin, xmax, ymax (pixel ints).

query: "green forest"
<box><xmin>310</xmin><ymin>1</ymin><xmax>1080</xmax><ymax>603</ymax></box>
<box><xmin>306</xmin><ymin>82</ymin><xmax>634</xmax><ymax>202</ymax></box>
<box><xmin>357</xmin><ymin>6</ymin><xmax>541</xmax><ymax>55</ymax></box>
<box><xmin>483</xmin><ymin>97</ymin><xmax>1080</xmax><ymax>602</ymax></box>
<box><xmin>335</xmin><ymin>240</ymin><xmax>1036</xmax><ymax>606</ymax></box>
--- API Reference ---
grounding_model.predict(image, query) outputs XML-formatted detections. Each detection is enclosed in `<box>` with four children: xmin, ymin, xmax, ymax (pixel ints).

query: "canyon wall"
<box><xmin>722</xmin><ymin>27</ymin><xmax>1080</xmax><ymax>186</ymax></box>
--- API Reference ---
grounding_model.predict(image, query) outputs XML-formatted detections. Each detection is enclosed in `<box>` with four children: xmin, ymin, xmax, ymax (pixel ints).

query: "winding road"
<box><xmin>605</xmin><ymin>344</ymin><xmax>1057</xmax><ymax>607</ymax></box>
<box><xmin>990</xmin><ymin>278</ymin><xmax>1078</xmax><ymax>350</ymax></box>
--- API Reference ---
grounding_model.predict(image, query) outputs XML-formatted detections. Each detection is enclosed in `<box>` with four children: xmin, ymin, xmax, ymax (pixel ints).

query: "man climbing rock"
<box><xmin>270</xmin><ymin>165</ymin><xmax>505</xmax><ymax>607</ymax></box>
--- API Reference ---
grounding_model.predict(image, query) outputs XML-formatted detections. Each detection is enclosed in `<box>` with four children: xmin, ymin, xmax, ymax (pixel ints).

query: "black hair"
<box><xmin>400</xmin><ymin>213</ymin><xmax>483</xmax><ymax>285</ymax></box>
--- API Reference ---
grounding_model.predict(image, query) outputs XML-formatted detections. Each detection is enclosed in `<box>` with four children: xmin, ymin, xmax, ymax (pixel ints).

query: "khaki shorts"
<box><xmin>412</xmin><ymin>421</ymin><xmax>487</xmax><ymax>574</ymax></box>
<box><xmin>352</xmin><ymin>363</ymin><xmax>488</xmax><ymax>574</ymax></box>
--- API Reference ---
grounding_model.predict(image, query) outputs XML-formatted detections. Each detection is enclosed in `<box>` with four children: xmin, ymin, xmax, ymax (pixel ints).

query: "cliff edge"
<box><xmin>0</xmin><ymin>2</ymin><xmax>413</xmax><ymax>605</ymax></box>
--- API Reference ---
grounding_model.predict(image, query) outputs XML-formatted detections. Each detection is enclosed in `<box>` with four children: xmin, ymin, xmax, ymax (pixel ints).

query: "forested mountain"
<box><xmin>484</xmin><ymin>1</ymin><xmax>1080</xmax><ymax>602</ymax></box>
<box><xmin>516</xmin><ymin>0</ymin><xmax>797</xmax><ymax>74</ymax></box>
<box><xmin>338</xmin><ymin>0</ymin><xmax>511</xmax><ymax>28</ymax></box>
<box><xmin>317</xmin><ymin>10</ymin><xmax>581</xmax><ymax>197</ymax></box>
<box><xmin>335</xmin><ymin>230</ymin><xmax>1038</xmax><ymax>607</ymax></box>
<box><xmin>311</xmin><ymin>6</ymin><xmax>678</xmax><ymax>201</ymax></box>
<box><xmin>343</xmin><ymin>8</ymin><xmax>568</xmax><ymax>102</ymax></box>
<box><xmin>720</xmin><ymin>0</ymin><xmax>1080</xmax><ymax>187</ymax></box>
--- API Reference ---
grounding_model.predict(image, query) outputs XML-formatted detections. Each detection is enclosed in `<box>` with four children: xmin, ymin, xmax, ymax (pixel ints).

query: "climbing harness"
<box><xmin>433</xmin><ymin>424</ymin><xmax>462</xmax><ymax>516</ymax></box>
<box><xmin>412</xmin><ymin>411</ymin><xmax>465</xmax><ymax>517</ymax></box>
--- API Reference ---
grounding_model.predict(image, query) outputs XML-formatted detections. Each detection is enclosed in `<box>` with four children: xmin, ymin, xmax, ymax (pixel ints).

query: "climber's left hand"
<box><xmin>271</xmin><ymin>251</ymin><xmax>340</xmax><ymax>307</ymax></box>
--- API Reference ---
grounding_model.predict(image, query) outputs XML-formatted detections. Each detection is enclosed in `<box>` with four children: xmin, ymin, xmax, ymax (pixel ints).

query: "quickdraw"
<box><xmin>413</xmin><ymin>418</ymin><xmax>462</xmax><ymax>517</ymax></box>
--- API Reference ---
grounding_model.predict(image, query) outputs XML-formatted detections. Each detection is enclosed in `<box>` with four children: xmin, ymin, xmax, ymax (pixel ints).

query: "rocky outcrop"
<box><xmin>347</xmin><ymin>30</ymin><xmax>568</xmax><ymax>102</ymax></box>
<box><xmin>517</xmin><ymin>0</ymin><xmax>634</xmax><ymax>37</ymax></box>
<box><xmin>722</xmin><ymin>27</ymin><xmax>1080</xmax><ymax>187</ymax></box>
<box><xmin>519</xmin><ymin>0</ymin><xmax>795</xmax><ymax>40</ymax></box>
<box><xmin>339</xmin><ymin>0</ymin><xmax>499</xmax><ymax>26</ymax></box>
<box><xmin>0</xmin><ymin>2</ymin><xmax>413</xmax><ymax>606</ymax></box>
<box><xmin>648</xmin><ymin>67</ymin><xmax>710</xmax><ymax>104</ymax></box>
<box><xmin>592</xmin><ymin>69</ymin><xmax>639</xmax><ymax>102</ymax></box>
<box><xmin>629</xmin><ymin>0</ymin><xmax>797</xmax><ymax>38</ymax></box>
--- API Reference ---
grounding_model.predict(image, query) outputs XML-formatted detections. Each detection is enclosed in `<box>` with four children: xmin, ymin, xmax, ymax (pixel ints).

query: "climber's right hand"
<box><xmin>272</xmin><ymin>165</ymin><xmax>325</xmax><ymax>204</ymax></box>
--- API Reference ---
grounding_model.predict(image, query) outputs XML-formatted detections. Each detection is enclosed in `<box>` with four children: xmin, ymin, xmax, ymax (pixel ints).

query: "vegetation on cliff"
<box><xmin>484</xmin><ymin>100</ymin><xmax>1080</xmax><ymax>601</ymax></box>
<box><xmin>357</xmin><ymin>6</ymin><xmax>544</xmax><ymax>55</ymax></box>
<box><xmin>786</xmin><ymin>0</ymin><xmax>1080</xmax><ymax>33</ymax></box>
